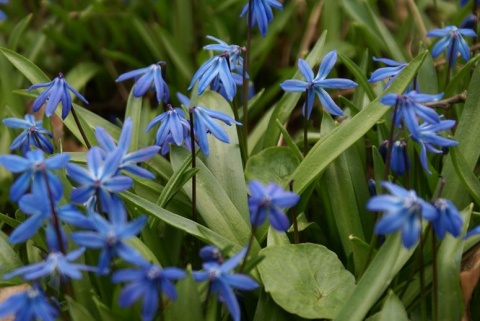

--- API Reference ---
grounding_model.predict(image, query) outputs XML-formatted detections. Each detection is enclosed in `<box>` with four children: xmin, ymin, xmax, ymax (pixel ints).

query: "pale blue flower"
<box><xmin>368</xmin><ymin>57</ymin><xmax>407</xmax><ymax>88</ymax></box>
<box><xmin>427</xmin><ymin>26</ymin><xmax>476</xmax><ymax>67</ymax></box>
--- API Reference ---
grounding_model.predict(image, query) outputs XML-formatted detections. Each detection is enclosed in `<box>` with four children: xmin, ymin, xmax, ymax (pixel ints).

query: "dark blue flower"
<box><xmin>199</xmin><ymin>245</ymin><xmax>223</xmax><ymax>263</ymax></box>
<box><xmin>115</xmin><ymin>62</ymin><xmax>169</xmax><ymax>104</ymax></box>
<box><xmin>460</xmin><ymin>14</ymin><xmax>478</xmax><ymax>30</ymax></box>
<box><xmin>193</xmin><ymin>247</ymin><xmax>259</xmax><ymax>321</ymax></box>
<box><xmin>379</xmin><ymin>140</ymin><xmax>410</xmax><ymax>176</ymax></box>
<box><xmin>0</xmin><ymin>284</ymin><xmax>59</xmax><ymax>321</ymax></box>
<box><xmin>460</xmin><ymin>0</ymin><xmax>480</xmax><ymax>7</ymax></box>
<box><xmin>28</xmin><ymin>73</ymin><xmax>89</xmax><ymax>120</ymax></box>
<box><xmin>189</xmin><ymin>54</ymin><xmax>237</xmax><ymax>102</ymax></box>
<box><xmin>71</xmin><ymin>203</ymin><xmax>146</xmax><ymax>274</ymax></box>
<box><xmin>280</xmin><ymin>51</ymin><xmax>358</xmax><ymax>119</ymax></box>
<box><xmin>95</xmin><ymin>117</ymin><xmax>160</xmax><ymax>179</ymax></box>
<box><xmin>431</xmin><ymin>198</ymin><xmax>463</xmax><ymax>239</ymax></box>
<box><xmin>411</xmin><ymin>120</ymin><xmax>458</xmax><ymax>174</ymax></box>
<box><xmin>248</xmin><ymin>180</ymin><xmax>300</xmax><ymax>231</ymax></box>
<box><xmin>146</xmin><ymin>105</ymin><xmax>191</xmax><ymax>155</ymax></box>
<box><xmin>112</xmin><ymin>259</ymin><xmax>186</xmax><ymax>321</ymax></box>
<box><xmin>190</xmin><ymin>106</ymin><xmax>241</xmax><ymax>156</ymax></box>
<box><xmin>66</xmin><ymin>147</ymin><xmax>133</xmax><ymax>211</ymax></box>
<box><xmin>240</xmin><ymin>0</ymin><xmax>283</xmax><ymax>37</ymax></box>
<box><xmin>380</xmin><ymin>90</ymin><xmax>443</xmax><ymax>137</ymax></box>
<box><xmin>3</xmin><ymin>114</ymin><xmax>53</xmax><ymax>154</ymax></box>
<box><xmin>367</xmin><ymin>182</ymin><xmax>437</xmax><ymax>249</ymax></box>
<box><xmin>368</xmin><ymin>57</ymin><xmax>407</xmax><ymax>88</ymax></box>
<box><xmin>427</xmin><ymin>26</ymin><xmax>476</xmax><ymax>67</ymax></box>
<box><xmin>0</xmin><ymin>150</ymin><xmax>69</xmax><ymax>201</ymax></box>
<box><xmin>0</xmin><ymin>0</ymin><xmax>8</xmax><ymax>20</ymax></box>
<box><xmin>4</xmin><ymin>247</ymin><xmax>95</xmax><ymax>281</ymax></box>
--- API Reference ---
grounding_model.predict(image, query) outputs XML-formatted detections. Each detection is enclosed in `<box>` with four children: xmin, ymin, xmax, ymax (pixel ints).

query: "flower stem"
<box><xmin>232</xmin><ymin>98</ymin><xmax>247</xmax><ymax>167</ymax></box>
<box><xmin>419</xmin><ymin>230</ymin><xmax>427</xmax><ymax>321</ymax></box>
<box><xmin>239</xmin><ymin>220</ymin><xmax>258</xmax><ymax>273</ymax></box>
<box><xmin>432</xmin><ymin>229</ymin><xmax>438</xmax><ymax>321</ymax></box>
<box><xmin>188</xmin><ymin>110</ymin><xmax>197</xmax><ymax>224</ymax></box>
<box><xmin>70</xmin><ymin>106</ymin><xmax>91</xmax><ymax>149</ymax></box>
<box><xmin>289</xmin><ymin>180</ymin><xmax>299</xmax><ymax>244</ymax></box>
<box><xmin>241</xmin><ymin>0</ymin><xmax>253</xmax><ymax>162</ymax></box>
<box><xmin>383</xmin><ymin>99</ymin><xmax>399</xmax><ymax>180</ymax></box>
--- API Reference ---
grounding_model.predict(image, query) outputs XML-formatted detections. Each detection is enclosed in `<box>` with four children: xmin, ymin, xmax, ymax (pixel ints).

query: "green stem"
<box><xmin>289</xmin><ymin>180</ymin><xmax>299</xmax><ymax>244</ymax></box>
<box><xmin>419</xmin><ymin>230</ymin><xmax>427</xmax><ymax>321</ymax></box>
<box><xmin>383</xmin><ymin>99</ymin><xmax>400</xmax><ymax>180</ymax></box>
<box><xmin>432</xmin><ymin>230</ymin><xmax>438</xmax><ymax>321</ymax></box>
<box><xmin>189</xmin><ymin>109</ymin><xmax>197</xmax><ymax>224</ymax></box>
<box><xmin>70</xmin><ymin>106</ymin><xmax>91</xmax><ymax>149</ymax></box>
<box><xmin>241</xmin><ymin>0</ymin><xmax>253</xmax><ymax>161</ymax></box>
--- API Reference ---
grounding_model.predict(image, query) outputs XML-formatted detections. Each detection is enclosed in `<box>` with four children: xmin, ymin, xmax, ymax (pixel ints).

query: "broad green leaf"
<box><xmin>0</xmin><ymin>231</ymin><xmax>22</xmax><ymax>274</ymax></box>
<box><xmin>0</xmin><ymin>46</ymin><xmax>49</xmax><ymax>84</ymax></box>
<box><xmin>437</xmin><ymin>204</ymin><xmax>473</xmax><ymax>320</ymax></box>
<box><xmin>450</xmin><ymin>148</ymin><xmax>480</xmax><ymax>206</ymax></box>
<box><xmin>245</xmin><ymin>147</ymin><xmax>300</xmax><ymax>186</ymax></box>
<box><xmin>165</xmin><ymin>272</ymin><xmax>205</xmax><ymax>321</ymax></box>
<box><xmin>266</xmin><ymin>226</ymin><xmax>290</xmax><ymax>247</ymax></box>
<box><xmin>291</xmin><ymin>51</ymin><xmax>427</xmax><ymax>195</ymax></box>
<box><xmin>253</xmin><ymin>291</ymin><xmax>291</xmax><ymax>321</ymax></box>
<box><xmin>377</xmin><ymin>291</ymin><xmax>409</xmax><ymax>321</ymax></box>
<box><xmin>334</xmin><ymin>234</ymin><xmax>415</xmax><ymax>321</ymax></box>
<box><xmin>67</xmin><ymin>297</ymin><xmax>97</xmax><ymax>321</ymax></box>
<box><xmin>258</xmin><ymin>244</ymin><xmax>355</xmax><ymax>319</ymax></box>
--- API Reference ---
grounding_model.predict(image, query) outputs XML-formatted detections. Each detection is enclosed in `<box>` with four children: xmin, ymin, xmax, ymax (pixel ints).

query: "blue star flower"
<box><xmin>146</xmin><ymin>105</ymin><xmax>191</xmax><ymax>155</ymax></box>
<box><xmin>240</xmin><ymin>0</ymin><xmax>283</xmax><ymax>37</ymax></box>
<box><xmin>193</xmin><ymin>247</ymin><xmax>259</xmax><ymax>321</ymax></box>
<box><xmin>367</xmin><ymin>182</ymin><xmax>437</xmax><ymax>248</ymax></box>
<box><xmin>71</xmin><ymin>202</ymin><xmax>146</xmax><ymax>274</ymax></box>
<box><xmin>3</xmin><ymin>114</ymin><xmax>54</xmax><ymax>154</ymax></box>
<box><xmin>280</xmin><ymin>51</ymin><xmax>358</xmax><ymax>119</ymax></box>
<box><xmin>116</xmin><ymin>62</ymin><xmax>169</xmax><ymax>103</ymax></box>
<box><xmin>411</xmin><ymin>120</ymin><xmax>458</xmax><ymax>174</ymax></box>
<box><xmin>427</xmin><ymin>26</ymin><xmax>476</xmax><ymax>67</ymax></box>
<box><xmin>248</xmin><ymin>180</ymin><xmax>300</xmax><ymax>231</ymax></box>
<box><xmin>190</xmin><ymin>106</ymin><xmax>241</xmax><ymax>157</ymax></box>
<box><xmin>368</xmin><ymin>57</ymin><xmax>407</xmax><ymax>88</ymax></box>
<box><xmin>431</xmin><ymin>198</ymin><xmax>463</xmax><ymax>240</ymax></box>
<box><xmin>4</xmin><ymin>247</ymin><xmax>96</xmax><ymax>281</ymax></box>
<box><xmin>112</xmin><ymin>259</ymin><xmax>186</xmax><ymax>321</ymax></box>
<box><xmin>0</xmin><ymin>150</ymin><xmax>69</xmax><ymax>201</ymax></box>
<box><xmin>204</xmin><ymin>35</ymin><xmax>245</xmax><ymax>74</ymax></box>
<box><xmin>0</xmin><ymin>284</ymin><xmax>59</xmax><ymax>321</ymax></box>
<box><xmin>95</xmin><ymin>117</ymin><xmax>160</xmax><ymax>179</ymax></box>
<box><xmin>27</xmin><ymin>73</ymin><xmax>89</xmax><ymax>120</ymax></box>
<box><xmin>189</xmin><ymin>54</ymin><xmax>237</xmax><ymax>102</ymax></box>
<box><xmin>66</xmin><ymin>146</ymin><xmax>133</xmax><ymax>211</ymax></box>
<box><xmin>0</xmin><ymin>0</ymin><xmax>8</xmax><ymax>20</ymax></box>
<box><xmin>380</xmin><ymin>90</ymin><xmax>443</xmax><ymax>137</ymax></box>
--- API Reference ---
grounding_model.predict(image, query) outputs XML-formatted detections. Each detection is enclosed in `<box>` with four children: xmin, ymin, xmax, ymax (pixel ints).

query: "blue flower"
<box><xmin>0</xmin><ymin>150</ymin><xmax>69</xmax><ymax>201</ymax></box>
<box><xmin>411</xmin><ymin>120</ymin><xmax>458</xmax><ymax>174</ymax></box>
<box><xmin>204</xmin><ymin>35</ymin><xmax>245</xmax><ymax>74</ymax></box>
<box><xmin>190</xmin><ymin>106</ymin><xmax>241</xmax><ymax>156</ymax></box>
<box><xmin>0</xmin><ymin>284</ymin><xmax>59</xmax><ymax>321</ymax></box>
<box><xmin>199</xmin><ymin>245</ymin><xmax>223</xmax><ymax>263</ymax></box>
<box><xmin>3</xmin><ymin>114</ymin><xmax>54</xmax><ymax>154</ymax></box>
<box><xmin>380</xmin><ymin>90</ymin><xmax>443</xmax><ymax>137</ymax></box>
<box><xmin>95</xmin><ymin>117</ymin><xmax>160</xmax><ymax>179</ymax></box>
<box><xmin>240</xmin><ymin>0</ymin><xmax>283</xmax><ymax>37</ymax></box>
<box><xmin>189</xmin><ymin>54</ymin><xmax>237</xmax><ymax>102</ymax></box>
<box><xmin>116</xmin><ymin>62</ymin><xmax>169</xmax><ymax>104</ymax></box>
<box><xmin>427</xmin><ymin>26</ymin><xmax>476</xmax><ymax>67</ymax></box>
<box><xmin>367</xmin><ymin>182</ymin><xmax>437</xmax><ymax>249</ymax></box>
<box><xmin>460</xmin><ymin>0</ymin><xmax>480</xmax><ymax>7</ymax></box>
<box><xmin>0</xmin><ymin>0</ymin><xmax>8</xmax><ymax>20</ymax></box>
<box><xmin>368</xmin><ymin>57</ymin><xmax>407</xmax><ymax>88</ymax></box>
<box><xmin>248</xmin><ymin>180</ymin><xmax>300</xmax><ymax>231</ymax></box>
<box><xmin>66</xmin><ymin>146</ymin><xmax>133</xmax><ymax>211</ymax></box>
<box><xmin>71</xmin><ymin>202</ymin><xmax>146</xmax><ymax>274</ymax></box>
<box><xmin>28</xmin><ymin>73</ymin><xmax>89</xmax><ymax>120</ymax></box>
<box><xmin>4</xmin><ymin>247</ymin><xmax>95</xmax><ymax>281</ymax></box>
<box><xmin>460</xmin><ymin>14</ymin><xmax>478</xmax><ymax>30</ymax></box>
<box><xmin>431</xmin><ymin>198</ymin><xmax>463</xmax><ymax>239</ymax></box>
<box><xmin>379</xmin><ymin>140</ymin><xmax>410</xmax><ymax>176</ymax></box>
<box><xmin>112</xmin><ymin>259</ymin><xmax>186</xmax><ymax>321</ymax></box>
<box><xmin>193</xmin><ymin>248</ymin><xmax>259</xmax><ymax>321</ymax></box>
<box><xmin>146</xmin><ymin>105</ymin><xmax>191</xmax><ymax>155</ymax></box>
<box><xmin>280</xmin><ymin>51</ymin><xmax>358</xmax><ymax>119</ymax></box>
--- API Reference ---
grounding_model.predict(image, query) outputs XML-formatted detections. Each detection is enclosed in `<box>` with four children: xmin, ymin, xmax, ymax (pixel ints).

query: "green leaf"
<box><xmin>338</xmin><ymin>52</ymin><xmax>376</xmax><ymax>101</ymax></box>
<box><xmin>165</xmin><ymin>272</ymin><xmax>205</xmax><ymax>321</ymax></box>
<box><xmin>291</xmin><ymin>51</ymin><xmax>427</xmax><ymax>195</ymax></box>
<box><xmin>253</xmin><ymin>291</ymin><xmax>291</xmax><ymax>321</ymax></box>
<box><xmin>0</xmin><ymin>231</ymin><xmax>22</xmax><ymax>274</ymax></box>
<box><xmin>0</xmin><ymin>46</ymin><xmax>49</xmax><ymax>84</ymax></box>
<box><xmin>8</xmin><ymin>14</ymin><xmax>33</xmax><ymax>51</ymax></box>
<box><xmin>450</xmin><ymin>148</ymin><xmax>480</xmax><ymax>206</ymax></box>
<box><xmin>67</xmin><ymin>297</ymin><xmax>97</xmax><ymax>321</ymax></box>
<box><xmin>124</xmin><ymin>89</ymin><xmax>143</xmax><ymax>152</ymax></box>
<box><xmin>258</xmin><ymin>244</ymin><xmax>355</xmax><ymax>319</ymax></box>
<box><xmin>377</xmin><ymin>291</ymin><xmax>409</xmax><ymax>321</ymax></box>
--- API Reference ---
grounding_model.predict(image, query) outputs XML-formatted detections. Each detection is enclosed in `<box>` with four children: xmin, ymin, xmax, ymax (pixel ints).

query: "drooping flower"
<box><xmin>27</xmin><ymin>73</ymin><xmax>89</xmax><ymax>120</ymax></box>
<box><xmin>426</xmin><ymin>26</ymin><xmax>476</xmax><ymax>67</ymax></box>
<box><xmin>280</xmin><ymin>51</ymin><xmax>358</xmax><ymax>119</ymax></box>
<box><xmin>460</xmin><ymin>14</ymin><xmax>478</xmax><ymax>30</ymax></box>
<box><xmin>411</xmin><ymin>120</ymin><xmax>458</xmax><ymax>174</ymax></box>
<box><xmin>146</xmin><ymin>105</ymin><xmax>191</xmax><ymax>155</ymax></box>
<box><xmin>431</xmin><ymin>198</ymin><xmax>463</xmax><ymax>239</ymax></box>
<box><xmin>0</xmin><ymin>284</ymin><xmax>59</xmax><ymax>321</ymax></box>
<box><xmin>66</xmin><ymin>146</ymin><xmax>133</xmax><ymax>212</ymax></box>
<box><xmin>248</xmin><ymin>180</ymin><xmax>300</xmax><ymax>231</ymax></box>
<box><xmin>367</xmin><ymin>182</ymin><xmax>437</xmax><ymax>248</ymax></box>
<box><xmin>379</xmin><ymin>140</ymin><xmax>410</xmax><ymax>176</ymax></box>
<box><xmin>95</xmin><ymin>117</ymin><xmax>160</xmax><ymax>179</ymax></box>
<box><xmin>4</xmin><ymin>247</ymin><xmax>95</xmax><ymax>281</ymax></box>
<box><xmin>112</xmin><ymin>258</ymin><xmax>186</xmax><ymax>321</ymax></box>
<box><xmin>0</xmin><ymin>149</ymin><xmax>69</xmax><ymax>201</ymax></box>
<box><xmin>368</xmin><ymin>57</ymin><xmax>407</xmax><ymax>88</ymax></box>
<box><xmin>240</xmin><ymin>0</ymin><xmax>283</xmax><ymax>37</ymax></box>
<box><xmin>190</xmin><ymin>106</ymin><xmax>241</xmax><ymax>156</ymax></box>
<box><xmin>204</xmin><ymin>35</ymin><xmax>245</xmax><ymax>74</ymax></box>
<box><xmin>193</xmin><ymin>247</ymin><xmax>259</xmax><ymax>321</ymax></box>
<box><xmin>116</xmin><ymin>62</ymin><xmax>169</xmax><ymax>104</ymax></box>
<box><xmin>3</xmin><ymin>114</ymin><xmax>54</xmax><ymax>154</ymax></box>
<box><xmin>380</xmin><ymin>90</ymin><xmax>443</xmax><ymax>137</ymax></box>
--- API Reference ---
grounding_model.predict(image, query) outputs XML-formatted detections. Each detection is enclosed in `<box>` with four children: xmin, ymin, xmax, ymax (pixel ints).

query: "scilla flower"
<box><xmin>240</xmin><ymin>0</ymin><xmax>283</xmax><ymax>37</ymax></box>
<box><xmin>431</xmin><ymin>198</ymin><xmax>463</xmax><ymax>239</ymax></box>
<box><xmin>3</xmin><ymin>114</ymin><xmax>54</xmax><ymax>154</ymax></box>
<box><xmin>427</xmin><ymin>26</ymin><xmax>476</xmax><ymax>67</ymax></box>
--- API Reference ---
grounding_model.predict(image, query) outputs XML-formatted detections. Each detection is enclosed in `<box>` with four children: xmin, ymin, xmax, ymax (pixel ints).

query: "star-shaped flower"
<box><xmin>427</xmin><ymin>26</ymin><xmax>476</xmax><ymax>67</ymax></box>
<box><xmin>368</xmin><ymin>57</ymin><xmax>407</xmax><ymax>88</ymax></box>
<box><xmin>280</xmin><ymin>51</ymin><xmax>358</xmax><ymax>119</ymax></box>
<box><xmin>27</xmin><ymin>73</ymin><xmax>89</xmax><ymax>120</ymax></box>
<box><xmin>3</xmin><ymin>114</ymin><xmax>53</xmax><ymax>154</ymax></box>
